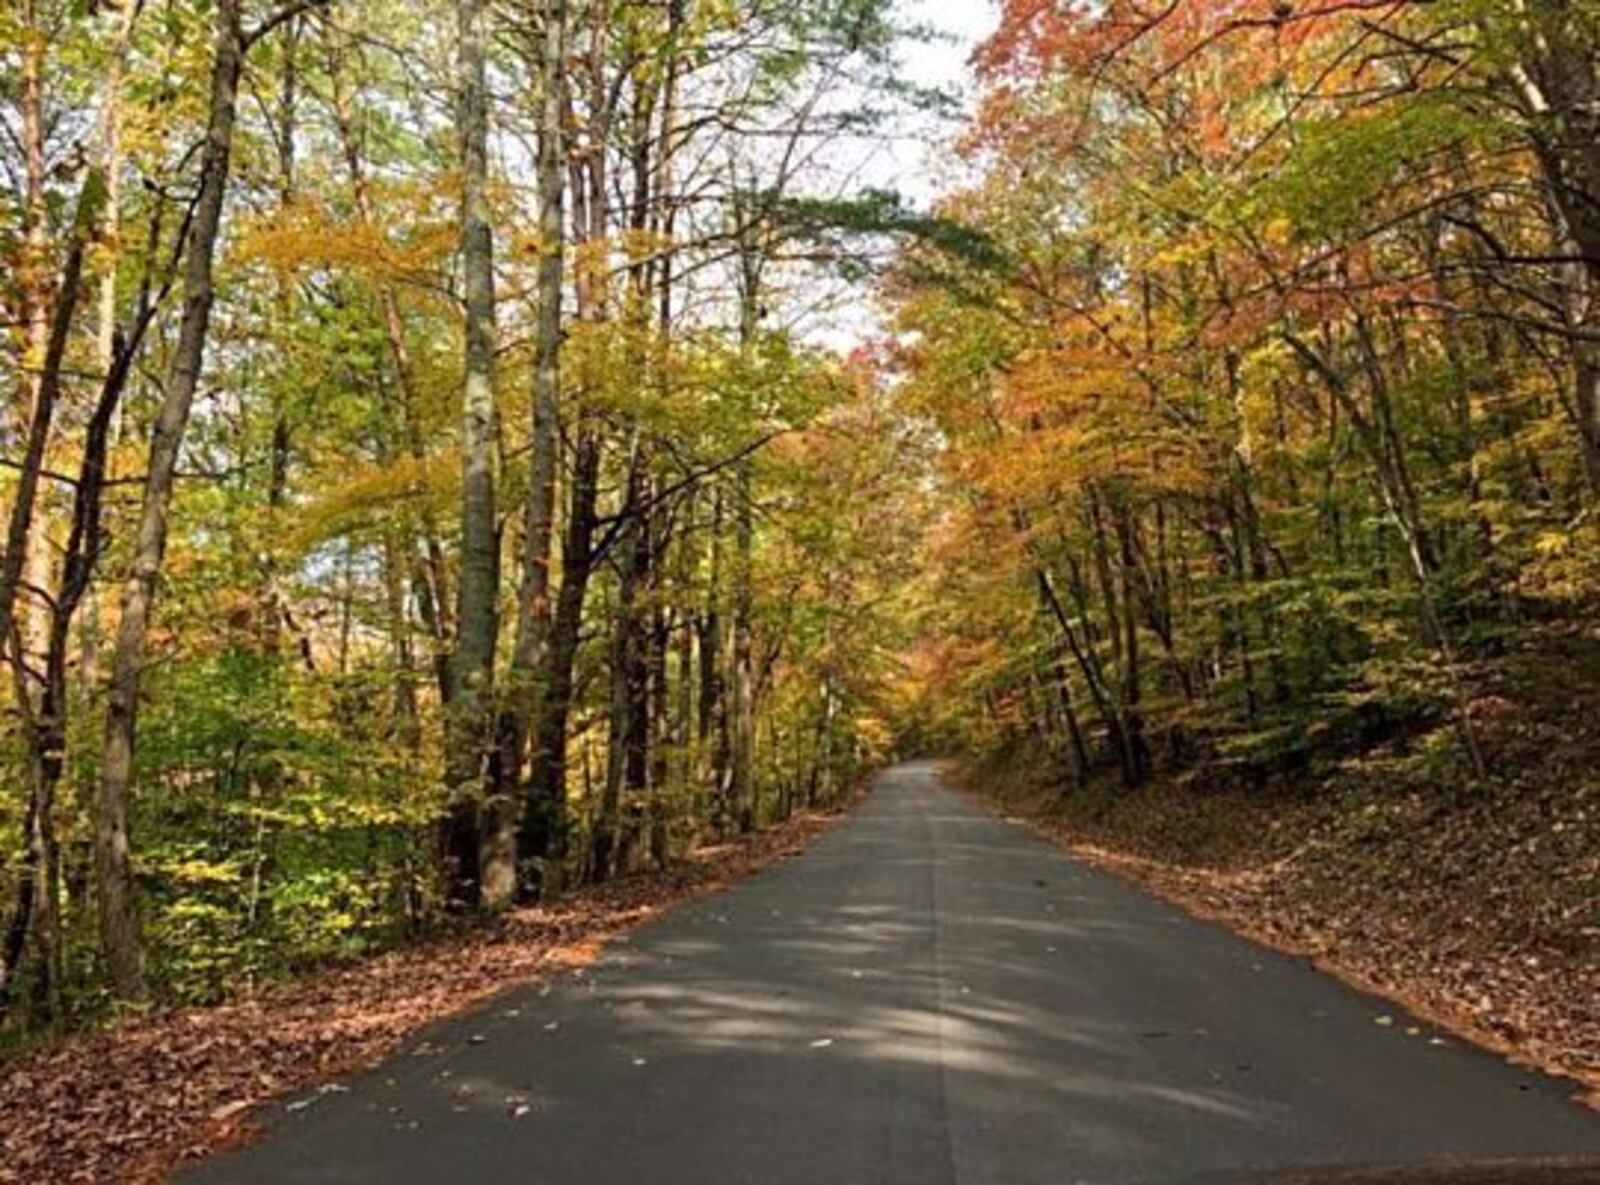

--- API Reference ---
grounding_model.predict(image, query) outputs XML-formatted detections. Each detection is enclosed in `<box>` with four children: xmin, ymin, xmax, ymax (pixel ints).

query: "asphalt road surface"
<box><xmin>185</xmin><ymin>761</ymin><xmax>1600</xmax><ymax>1184</ymax></box>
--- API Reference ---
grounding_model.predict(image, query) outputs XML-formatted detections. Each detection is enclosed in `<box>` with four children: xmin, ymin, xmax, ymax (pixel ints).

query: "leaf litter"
<box><xmin>0</xmin><ymin>805</ymin><xmax>850</xmax><ymax>1184</ymax></box>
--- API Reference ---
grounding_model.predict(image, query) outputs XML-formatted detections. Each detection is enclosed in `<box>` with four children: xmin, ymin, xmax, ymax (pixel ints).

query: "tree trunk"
<box><xmin>594</xmin><ymin>445</ymin><xmax>649</xmax><ymax>882</ymax></box>
<box><xmin>324</xmin><ymin>18</ymin><xmax>455</xmax><ymax>693</ymax></box>
<box><xmin>9</xmin><ymin>14</ymin><xmax>48</xmax><ymax>454</ymax></box>
<box><xmin>1051</xmin><ymin>658</ymin><xmax>1090</xmax><ymax>788</ymax></box>
<box><xmin>483</xmin><ymin>0</ymin><xmax>568</xmax><ymax>910</ymax></box>
<box><xmin>729</xmin><ymin>461</ymin><xmax>756</xmax><ymax>831</ymax></box>
<box><xmin>523</xmin><ymin>432</ymin><xmax>600</xmax><ymax>892</ymax></box>
<box><xmin>700</xmin><ymin>487</ymin><xmax>725</xmax><ymax>806</ymax></box>
<box><xmin>728</xmin><ymin>272</ymin><xmax>760</xmax><ymax>833</ymax></box>
<box><xmin>0</xmin><ymin>173</ymin><xmax>104</xmax><ymax>677</ymax></box>
<box><xmin>523</xmin><ymin>0</ymin><xmax>611</xmax><ymax>895</ymax></box>
<box><xmin>442</xmin><ymin>0</ymin><xmax>501</xmax><ymax>911</ymax></box>
<box><xmin>1114</xmin><ymin>500</ymin><xmax>1149</xmax><ymax>783</ymax></box>
<box><xmin>1502</xmin><ymin>2</ymin><xmax>1600</xmax><ymax>496</ymax></box>
<box><xmin>97</xmin><ymin>0</ymin><xmax>247</xmax><ymax>1001</ymax></box>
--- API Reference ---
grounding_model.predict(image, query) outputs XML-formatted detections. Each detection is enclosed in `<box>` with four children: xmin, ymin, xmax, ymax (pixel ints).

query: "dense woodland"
<box><xmin>894</xmin><ymin>0</ymin><xmax>1600</xmax><ymax>790</ymax></box>
<box><xmin>0</xmin><ymin>0</ymin><xmax>928</xmax><ymax>1035</ymax></box>
<box><xmin>3</xmin><ymin>0</ymin><xmax>1600</xmax><ymax>1052</ymax></box>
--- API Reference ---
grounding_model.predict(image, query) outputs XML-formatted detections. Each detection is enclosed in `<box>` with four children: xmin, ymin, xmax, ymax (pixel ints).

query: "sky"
<box><xmin>795</xmin><ymin>0</ymin><xmax>998</xmax><ymax>348</ymax></box>
<box><xmin>882</xmin><ymin>0</ymin><xmax>999</xmax><ymax>203</ymax></box>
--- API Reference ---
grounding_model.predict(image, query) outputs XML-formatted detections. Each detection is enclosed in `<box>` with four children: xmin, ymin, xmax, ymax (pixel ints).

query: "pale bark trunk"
<box><xmin>1501</xmin><ymin>2</ymin><xmax>1600</xmax><ymax>495</ymax></box>
<box><xmin>0</xmin><ymin>175</ymin><xmax>104</xmax><ymax>681</ymax></box>
<box><xmin>524</xmin><ymin>1</ymin><xmax>610</xmax><ymax>893</ymax></box>
<box><xmin>442</xmin><ymin>0</ymin><xmax>501</xmax><ymax>910</ymax></box>
<box><xmin>728</xmin><ymin>275</ymin><xmax>759</xmax><ymax>833</ymax></box>
<box><xmin>484</xmin><ymin>0</ymin><xmax>567</xmax><ymax>909</ymax></box>
<box><xmin>11</xmin><ymin>12</ymin><xmax>47</xmax><ymax>454</ymax></box>
<box><xmin>0</xmin><ymin>12</ymin><xmax>54</xmax><ymax>677</ymax></box>
<box><xmin>729</xmin><ymin>461</ymin><xmax>756</xmax><ymax>831</ymax></box>
<box><xmin>701</xmin><ymin>489</ymin><xmax>724</xmax><ymax>801</ymax></box>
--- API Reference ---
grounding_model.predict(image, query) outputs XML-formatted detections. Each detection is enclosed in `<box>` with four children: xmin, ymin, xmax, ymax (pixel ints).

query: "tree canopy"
<box><xmin>3</xmin><ymin>0</ymin><xmax>1600</xmax><ymax>1047</ymax></box>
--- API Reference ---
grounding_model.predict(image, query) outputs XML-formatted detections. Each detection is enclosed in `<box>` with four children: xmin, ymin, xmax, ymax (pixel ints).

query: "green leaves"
<box><xmin>774</xmin><ymin>188</ymin><xmax>1007</xmax><ymax>278</ymax></box>
<box><xmin>1259</xmin><ymin>94</ymin><xmax>1497</xmax><ymax>242</ymax></box>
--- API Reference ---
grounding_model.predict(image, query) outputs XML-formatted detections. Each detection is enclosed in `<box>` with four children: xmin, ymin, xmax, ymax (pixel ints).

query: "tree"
<box><xmin>0</xmin><ymin>0</ymin><xmax>922</xmax><ymax>1033</ymax></box>
<box><xmin>96</xmin><ymin>0</ymin><xmax>253</xmax><ymax>1001</ymax></box>
<box><xmin>440</xmin><ymin>0</ymin><xmax>500</xmax><ymax>911</ymax></box>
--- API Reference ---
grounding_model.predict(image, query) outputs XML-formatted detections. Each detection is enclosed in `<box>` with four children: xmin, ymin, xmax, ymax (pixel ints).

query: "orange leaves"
<box><xmin>979</xmin><ymin>0</ymin><xmax>1085</xmax><ymax>80</ymax></box>
<box><xmin>983</xmin><ymin>0</ymin><xmax>1420</xmax><ymax>87</ymax></box>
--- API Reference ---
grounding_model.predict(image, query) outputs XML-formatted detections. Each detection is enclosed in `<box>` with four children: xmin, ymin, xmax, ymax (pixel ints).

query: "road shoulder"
<box><xmin>0</xmin><ymin>800</ymin><xmax>860</xmax><ymax>1185</ymax></box>
<box><xmin>940</xmin><ymin>758</ymin><xmax>1600</xmax><ymax>1111</ymax></box>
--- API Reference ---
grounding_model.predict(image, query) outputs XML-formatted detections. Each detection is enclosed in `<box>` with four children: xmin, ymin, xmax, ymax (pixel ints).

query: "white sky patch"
<box><xmin>887</xmin><ymin>0</ymin><xmax>999</xmax><ymax>204</ymax></box>
<box><xmin>798</xmin><ymin>0</ymin><xmax>999</xmax><ymax>350</ymax></box>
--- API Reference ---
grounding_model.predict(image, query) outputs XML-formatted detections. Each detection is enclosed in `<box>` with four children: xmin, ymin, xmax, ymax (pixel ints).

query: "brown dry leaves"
<box><xmin>955</xmin><ymin>695</ymin><xmax>1600</xmax><ymax>1104</ymax></box>
<box><xmin>0</xmin><ymin>807</ymin><xmax>846</xmax><ymax>1185</ymax></box>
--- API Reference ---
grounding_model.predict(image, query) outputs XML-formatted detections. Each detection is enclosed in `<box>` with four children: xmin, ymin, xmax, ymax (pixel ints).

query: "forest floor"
<box><xmin>952</xmin><ymin>623</ymin><xmax>1600</xmax><ymax>1105</ymax></box>
<box><xmin>0</xmin><ymin>802</ymin><xmax>854</xmax><ymax>1185</ymax></box>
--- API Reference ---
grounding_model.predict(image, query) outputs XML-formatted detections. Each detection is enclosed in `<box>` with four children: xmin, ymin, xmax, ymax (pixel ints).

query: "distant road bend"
<box><xmin>188</xmin><ymin>762</ymin><xmax>1600</xmax><ymax>1184</ymax></box>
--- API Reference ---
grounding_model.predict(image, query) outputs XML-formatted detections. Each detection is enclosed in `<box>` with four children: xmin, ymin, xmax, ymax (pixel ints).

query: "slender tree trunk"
<box><xmin>651</xmin><ymin>5</ymin><xmax>685</xmax><ymax>866</ymax></box>
<box><xmin>1039</xmin><ymin>539</ymin><xmax>1137</xmax><ymax>788</ymax></box>
<box><xmin>1114</xmin><ymin>501</ymin><xmax>1148</xmax><ymax>782</ymax></box>
<box><xmin>0</xmin><ymin>175</ymin><xmax>104</xmax><ymax>677</ymax></box>
<box><xmin>1051</xmin><ymin>657</ymin><xmax>1090</xmax><ymax>788</ymax></box>
<box><xmin>728</xmin><ymin>272</ymin><xmax>760</xmax><ymax>833</ymax></box>
<box><xmin>523</xmin><ymin>1</ymin><xmax>610</xmax><ymax>894</ymax></box>
<box><xmin>1</xmin><ymin>139</ymin><xmax>165</xmax><ymax>1019</ymax></box>
<box><xmin>595</xmin><ymin>551</ymin><xmax>635</xmax><ymax>882</ymax></box>
<box><xmin>626</xmin><ymin>479</ymin><xmax>654</xmax><ymax>826</ymax></box>
<box><xmin>648</xmin><ymin>578</ymin><xmax>671</xmax><ymax>867</ymax></box>
<box><xmin>674</xmin><ymin>509</ymin><xmax>697</xmax><ymax>827</ymax></box>
<box><xmin>11</xmin><ymin>9</ymin><xmax>55</xmax><ymax>678</ymax></box>
<box><xmin>1283</xmin><ymin>332</ymin><xmax>1438</xmax><ymax>578</ymax></box>
<box><xmin>701</xmin><ymin>488</ymin><xmax>724</xmax><ymax>807</ymax></box>
<box><xmin>324</xmin><ymin>20</ymin><xmax>455</xmax><ymax>692</ymax></box>
<box><xmin>10</xmin><ymin>8</ymin><xmax>48</xmax><ymax>454</ymax></box>
<box><xmin>97</xmin><ymin>0</ymin><xmax>247</xmax><ymax>1000</ymax></box>
<box><xmin>523</xmin><ymin>433</ymin><xmax>599</xmax><ymax>892</ymax></box>
<box><xmin>1501</xmin><ymin>4</ymin><xmax>1600</xmax><ymax>496</ymax></box>
<box><xmin>1573</xmin><ymin>345</ymin><xmax>1600</xmax><ymax>494</ymax></box>
<box><xmin>260</xmin><ymin>16</ymin><xmax>300</xmax><ymax>665</ymax></box>
<box><xmin>729</xmin><ymin>462</ymin><xmax>756</xmax><ymax>831</ymax></box>
<box><xmin>0</xmin><ymin>272</ymin><xmax>135</xmax><ymax>1019</ymax></box>
<box><xmin>1283</xmin><ymin>335</ymin><xmax>1486</xmax><ymax>777</ymax></box>
<box><xmin>381</xmin><ymin>529</ymin><xmax>421</xmax><ymax>745</ymax></box>
<box><xmin>595</xmin><ymin>441</ymin><xmax>649</xmax><ymax>882</ymax></box>
<box><xmin>0</xmin><ymin>0</ymin><xmax>137</xmax><ymax>677</ymax></box>
<box><xmin>2</xmin><ymin>663</ymin><xmax>63</xmax><ymax>1023</ymax></box>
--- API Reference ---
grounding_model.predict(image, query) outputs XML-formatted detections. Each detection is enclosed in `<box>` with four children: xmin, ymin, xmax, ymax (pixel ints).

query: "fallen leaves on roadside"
<box><xmin>948</xmin><ymin>626</ymin><xmax>1600</xmax><ymax>1106</ymax></box>
<box><xmin>952</xmin><ymin>724</ymin><xmax>1600</xmax><ymax>1101</ymax></box>
<box><xmin>0</xmin><ymin>805</ymin><xmax>850</xmax><ymax>1185</ymax></box>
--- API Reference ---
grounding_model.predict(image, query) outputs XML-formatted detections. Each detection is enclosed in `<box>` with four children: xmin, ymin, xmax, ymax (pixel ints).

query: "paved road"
<box><xmin>186</xmin><ymin>762</ymin><xmax>1600</xmax><ymax>1184</ymax></box>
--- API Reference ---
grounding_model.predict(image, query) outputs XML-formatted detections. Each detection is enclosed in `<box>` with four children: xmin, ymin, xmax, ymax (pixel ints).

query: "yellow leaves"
<box><xmin>569</xmin><ymin>237</ymin><xmax>614</xmax><ymax>305</ymax></box>
<box><xmin>1534</xmin><ymin>532</ymin><xmax>1570</xmax><ymax>560</ymax></box>
<box><xmin>852</xmin><ymin>714</ymin><xmax>896</xmax><ymax>760</ymax></box>
<box><xmin>1263</xmin><ymin>215</ymin><xmax>1295</xmax><ymax>248</ymax></box>
<box><xmin>619</xmin><ymin>226</ymin><xmax>677</xmax><ymax>268</ymax></box>
<box><xmin>289</xmin><ymin>452</ymin><xmax>455</xmax><ymax>553</ymax></box>
<box><xmin>235</xmin><ymin>194</ymin><xmax>453</xmax><ymax>285</ymax></box>
<box><xmin>164</xmin><ymin>858</ymin><xmax>242</xmax><ymax>887</ymax></box>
